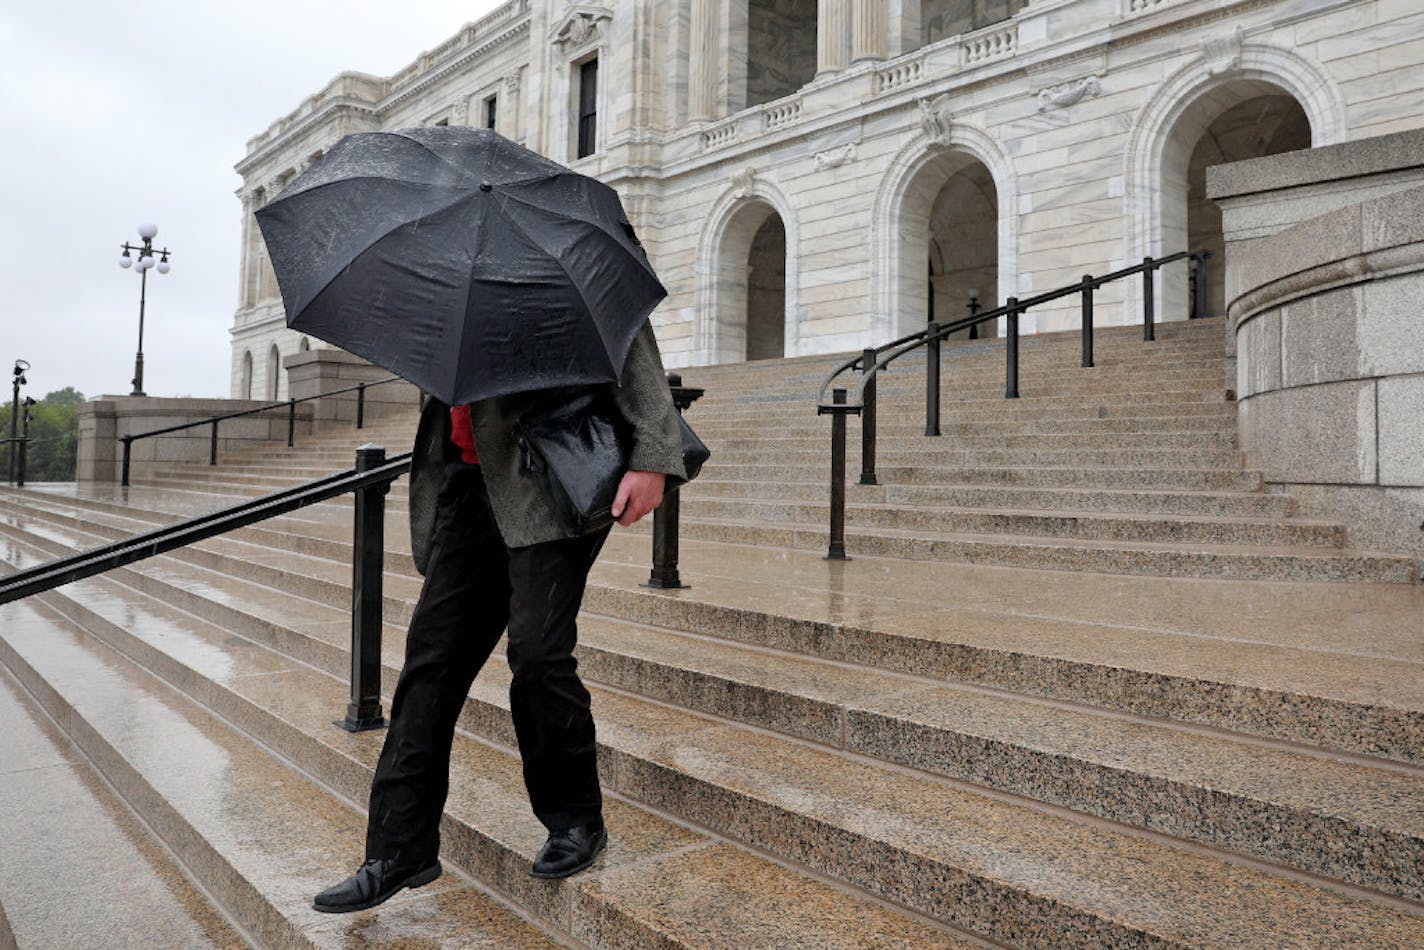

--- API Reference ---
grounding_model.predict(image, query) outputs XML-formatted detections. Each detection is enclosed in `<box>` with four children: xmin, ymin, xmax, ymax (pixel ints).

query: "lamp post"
<box><xmin>966</xmin><ymin>288</ymin><xmax>981</xmax><ymax>340</ymax></box>
<box><xmin>118</xmin><ymin>223</ymin><xmax>172</xmax><ymax>397</ymax></box>
<box><xmin>9</xmin><ymin>359</ymin><xmax>27</xmax><ymax>485</ymax></box>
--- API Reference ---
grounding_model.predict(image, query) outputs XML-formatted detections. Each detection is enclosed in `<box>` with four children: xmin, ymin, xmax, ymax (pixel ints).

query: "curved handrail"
<box><xmin>814</xmin><ymin>249</ymin><xmax>1211</xmax><ymax>560</ymax></box>
<box><xmin>816</xmin><ymin>250</ymin><xmax>1206</xmax><ymax>409</ymax></box>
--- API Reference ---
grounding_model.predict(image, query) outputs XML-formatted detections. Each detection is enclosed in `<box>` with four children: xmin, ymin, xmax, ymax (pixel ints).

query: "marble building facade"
<box><xmin>230</xmin><ymin>0</ymin><xmax>1424</xmax><ymax>399</ymax></box>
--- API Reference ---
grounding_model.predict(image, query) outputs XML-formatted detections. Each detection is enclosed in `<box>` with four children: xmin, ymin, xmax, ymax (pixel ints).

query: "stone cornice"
<box><xmin>236</xmin><ymin>0</ymin><xmax>531</xmax><ymax>177</ymax></box>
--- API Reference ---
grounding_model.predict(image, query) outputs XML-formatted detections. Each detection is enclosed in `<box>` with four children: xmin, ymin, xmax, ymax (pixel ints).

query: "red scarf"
<box><xmin>448</xmin><ymin>404</ymin><xmax>479</xmax><ymax>464</ymax></box>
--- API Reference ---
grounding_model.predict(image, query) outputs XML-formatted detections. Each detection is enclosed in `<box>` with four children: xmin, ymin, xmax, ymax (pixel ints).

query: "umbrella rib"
<box><xmin>281</xmin><ymin>186</ymin><xmax>481</xmax><ymax>315</ymax></box>
<box><xmin>495</xmin><ymin>202</ymin><xmax>623</xmax><ymax>372</ymax></box>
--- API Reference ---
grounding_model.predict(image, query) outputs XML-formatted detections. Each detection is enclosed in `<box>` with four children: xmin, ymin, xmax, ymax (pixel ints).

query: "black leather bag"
<box><xmin>516</xmin><ymin>391</ymin><xmax>709</xmax><ymax>535</ymax></box>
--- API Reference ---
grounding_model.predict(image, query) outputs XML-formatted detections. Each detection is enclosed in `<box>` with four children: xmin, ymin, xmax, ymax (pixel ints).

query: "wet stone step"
<box><xmin>8</xmin><ymin>542</ymin><xmax>1420</xmax><ymax>948</ymax></box>
<box><xmin>0</xmin><ymin>568</ymin><xmax>976</xmax><ymax>948</ymax></box>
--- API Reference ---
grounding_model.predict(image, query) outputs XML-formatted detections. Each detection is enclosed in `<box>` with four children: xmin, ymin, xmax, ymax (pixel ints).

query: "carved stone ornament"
<box><xmin>813</xmin><ymin>143</ymin><xmax>857</xmax><ymax>171</ymax></box>
<box><xmin>504</xmin><ymin>71</ymin><xmax>522</xmax><ymax>92</ymax></box>
<box><xmin>731</xmin><ymin>166</ymin><xmax>758</xmax><ymax>198</ymax></box>
<box><xmin>919</xmin><ymin>94</ymin><xmax>954</xmax><ymax>146</ymax></box>
<box><xmin>1201</xmin><ymin>26</ymin><xmax>1245</xmax><ymax>76</ymax></box>
<box><xmin>1037</xmin><ymin>75</ymin><xmax>1102</xmax><ymax>113</ymax></box>
<box><xmin>551</xmin><ymin>5</ymin><xmax>613</xmax><ymax>51</ymax></box>
<box><xmin>451</xmin><ymin>100</ymin><xmax>469</xmax><ymax>124</ymax></box>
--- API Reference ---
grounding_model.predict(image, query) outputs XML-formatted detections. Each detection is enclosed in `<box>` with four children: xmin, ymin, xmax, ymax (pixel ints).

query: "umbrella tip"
<box><xmin>480</xmin><ymin>181</ymin><xmax>492</xmax><ymax>192</ymax></box>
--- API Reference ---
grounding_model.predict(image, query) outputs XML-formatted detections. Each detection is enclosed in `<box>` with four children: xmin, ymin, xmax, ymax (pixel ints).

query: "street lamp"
<box><xmin>118</xmin><ymin>222</ymin><xmax>173</xmax><ymax>396</ymax></box>
<box><xmin>9</xmin><ymin>359</ymin><xmax>28</xmax><ymax>485</ymax></box>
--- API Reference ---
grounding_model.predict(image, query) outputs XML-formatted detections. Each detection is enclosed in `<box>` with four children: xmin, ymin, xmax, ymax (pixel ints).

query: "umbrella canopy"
<box><xmin>254</xmin><ymin>127</ymin><xmax>667</xmax><ymax>405</ymax></box>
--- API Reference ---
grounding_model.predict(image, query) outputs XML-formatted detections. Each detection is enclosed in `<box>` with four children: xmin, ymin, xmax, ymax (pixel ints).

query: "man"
<box><xmin>314</xmin><ymin>319</ymin><xmax>685</xmax><ymax>913</ymax></box>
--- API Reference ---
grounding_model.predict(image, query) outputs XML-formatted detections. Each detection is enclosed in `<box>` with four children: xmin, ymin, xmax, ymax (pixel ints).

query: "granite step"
<box><xmin>0</xmin><ymin>597</ymin><xmax>572</xmax><ymax>950</ymax></box>
<box><xmin>6</xmin><ymin>507</ymin><xmax>1419</xmax><ymax>769</ymax></box>
<box><xmin>703</xmin><ymin>429</ymin><xmax>1238</xmax><ymax>452</ymax></box>
<box><xmin>0</xmin><ymin>551</ymin><xmax>982</xmax><ymax>948</ymax></box>
<box><xmin>14</xmin><ymin>482</ymin><xmax>1370</xmax><ymax>590</ymax></box>
<box><xmin>695</xmin><ymin>479</ymin><xmax>1298</xmax><ymax>518</ymax></box>
<box><xmin>707</xmin><ymin>444</ymin><xmax>1245</xmax><ymax>468</ymax></box>
<box><xmin>697</xmin><ymin>461</ymin><xmax>1265</xmax><ymax>490</ymax></box>
<box><xmin>672</xmin><ymin>497</ymin><xmax>1343</xmax><ymax>549</ymax></box>
<box><xmin>0</xmin><ymin>661</ymin><xmax>248</xmax><ymax>950</ymax></box>
<box><xmin>644</xmin><ymin>515</ymin><xmax>1416</xmax><ymax>582</ymax></box>
<box><xmin>3</xmin><ymin>540</ymin><xmax>1420</xmax><ymax>946</ymax></box>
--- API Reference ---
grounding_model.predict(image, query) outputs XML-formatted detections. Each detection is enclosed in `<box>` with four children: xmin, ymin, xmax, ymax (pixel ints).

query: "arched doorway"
<box><xmin>891</xmin><ymin>150</ymin><xmax>1001</xmax><ymax>337</ymax></box>
<box><xmin>928</xmin><ymin>160</ymin><xmax>999</xmax><ymax>339</ymax></box>
<box><xmin>712</xmin><ymin>199</ymin><xmax>790</xmax><ymax>362</ymax></box>
<box><xmin>1179</xmin><ymin>91</ymin><xmax>1310</xmax><ymax>317</ymax></box>
<box><xmin>240</xmin><ymin>350</ymin><xmax>253</xmax><ymax>399</ymax></box>
<box><xmin>1126</xmin><ymin>46</ymin><xmax>1344</xmax><ymax>323</ymax></box>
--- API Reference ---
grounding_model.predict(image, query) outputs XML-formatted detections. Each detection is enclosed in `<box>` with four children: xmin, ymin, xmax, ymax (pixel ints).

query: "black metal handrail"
<box><xmin>1</xmin><ymin>373</ymin><xmax>707</xmax><ymax>730</ymax></box>
<box><xmin>815</xmin><ymin>250</ymin><xmax>1210</xmax><ymax>559</ymax></box>
<box><xmin>119</xmin><ymin>375</ymin><xmax>405</xmax><ymax>486</ymax></box>
<box><xmin>0</xmin><ymin>447</ymin><xmax>410</xmax><ymax>731</ymax></box>
<box><xmin>0</xmin><ymin>452</ymin><xmax>411</xmax><ymax>606</ymax></box>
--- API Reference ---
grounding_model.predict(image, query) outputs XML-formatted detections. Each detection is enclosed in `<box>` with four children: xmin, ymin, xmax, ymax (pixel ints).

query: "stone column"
<box><xmin>817</xmin><ymin>0</ymin><xmax>851</xmax><ymax>78</ymax></box>
<box><xmin>851</xmin><ymin>0</ymin><xmax>884</xmax><ymax>63</ymax></box>
<box><xmin>689</xmin><ymin>0</ymin><xmax>720</xmax><ymax>121</ymax></box>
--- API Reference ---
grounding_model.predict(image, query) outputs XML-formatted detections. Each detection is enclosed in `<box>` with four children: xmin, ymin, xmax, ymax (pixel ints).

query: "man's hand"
<box><xmin>611</xmin><ymin>470</ymin><xmax>665</xmax><ymax>526</ymax></box>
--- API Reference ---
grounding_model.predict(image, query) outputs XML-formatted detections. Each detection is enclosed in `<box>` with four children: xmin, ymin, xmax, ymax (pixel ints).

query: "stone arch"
<box><xmin>267</xmin><ymin>344</ymin><xmax>281</xmax><ymax>401</ymax></box>
<box><xmin>1124</xmin><ymin>42</ymin><xmax>1346</xmax><ymax>319</ymax></box>
<box><xmin>241</xmin><ymin>350</ymin><xmax>253</xmax><ymax>400</ymax></box>
<box><xmin>873</xmin><ymin>121</ymin><xmax>1018</xmax><ymax>341</ymax></box>
<box><xmin>299</xmin><ymin>336</ymin><xmax>311</xmax><ymax>352</ymax></box>
<box><xmin>696</xmin><ymin>177</ymin><xmax>801</xmax><ymax>363</ymax></box>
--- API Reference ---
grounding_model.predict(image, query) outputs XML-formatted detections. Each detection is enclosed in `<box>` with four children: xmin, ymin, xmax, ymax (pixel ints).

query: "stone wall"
<box><xmin>1213</xmin><ymin>137</ymin><xmax>1424</xmax><ymax>562</ymax></box>
<box><xmin>232</xmin><ymin>0</ymin><xmax>1424</xmax><ymax>380</ymax></box>
<box><xmin>77</xmin><ymin>397</ymin><xmax>314</xmax><ymax>484</ymax></box>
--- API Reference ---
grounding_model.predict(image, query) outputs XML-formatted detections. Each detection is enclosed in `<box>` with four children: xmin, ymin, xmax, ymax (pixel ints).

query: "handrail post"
<box><xmin>209</xmin><ymin>420</ymin><xmax>218</xmax><ymax>466</ymax></box>
<box><xmin>287</xmin><ymin>399</ymin><xmax>297</xmax><ymax>448</ymax></box>
<box><xmin>339</xmin><ymin>444</ymin><xmax>389</xmax><ymax>733</ymax></box>
<box><xmin>859</xmin><ymin>347</ymin><xmax>878</xmax><ymax>486</ymax></box>
<box><xmin>1005</xmin><ymin>297</ymin><xmax>1020</xmax><ymax>399</ymax></box>
<box><xmin>925</xmin><ymin>321</ymin><xmax>941</xmax><ymax>437</ymax></box>
<box><xmin>1192</xmin><ymin>252</ymin><xmax>1208</xmax><ymax>319</ymax></box>
<box><xmin>823</xmin><ymin>388</ymin><xmax>851</xmax><ymax>560</ymax></box>
<box><xmin>646</xmin><ymin>373</ymin><xmax>704</xmax><ymax>589</ymax></box>
<box><xmin>1081</xmin><ymin>275</ymin><xmax>1095</xmax><ymax>368</ymax></box>
<box><xmin>121</xmin><ymin>436</ymin><xmax>133</xmax><ymax>487</ymax></box>
<box><xmin>1142</xmin><ymin>256</ymin><xmax>1156</xmax><ymax>341</ymax></box>
<box><xmin>356</xmin><ymin>382</ymin><xmax>367</xmax><ymax>429</ymax></box>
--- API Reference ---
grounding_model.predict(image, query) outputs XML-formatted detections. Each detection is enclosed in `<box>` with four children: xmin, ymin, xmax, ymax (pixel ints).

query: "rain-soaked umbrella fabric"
<box><xmin>254</xmin><ymin>127</ymin><xmax>667</xmax><ymax>406</ymax></box>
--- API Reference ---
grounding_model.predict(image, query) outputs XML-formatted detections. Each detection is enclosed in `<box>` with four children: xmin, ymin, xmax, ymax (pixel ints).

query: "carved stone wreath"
<box><xmin>551</xmin><ymin>6</ymin><xmax>613</xmax><ymax>52</ymax></box>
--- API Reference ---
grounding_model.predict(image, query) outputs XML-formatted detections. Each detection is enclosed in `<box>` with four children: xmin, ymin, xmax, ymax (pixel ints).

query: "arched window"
<box><xmin>299</xmin><ymin>337</ymin><xmax>311</xmax><ymax>352</ymax></box>
<box><xmin>241</xmin><ymin>351</ymin><xmax>253</xmax><ymax>400</ymax></box>
<box><xmin>267</xmin><ymin>344</ymin><xmax>281</xmax><ymax>401</ymax></box>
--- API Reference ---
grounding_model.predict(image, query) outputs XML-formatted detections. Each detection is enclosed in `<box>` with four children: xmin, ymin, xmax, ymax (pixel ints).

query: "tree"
<box><xmin>3</xmin><ymin>388</ymin><xmax>84</xmax><ymax>482</ymax></box>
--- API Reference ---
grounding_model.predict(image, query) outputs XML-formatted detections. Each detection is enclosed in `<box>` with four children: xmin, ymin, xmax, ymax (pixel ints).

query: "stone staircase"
<box><xmin>1</xmin><ymin>316</ymin><xmax>1421</xmax><ymax>947</ymax></box>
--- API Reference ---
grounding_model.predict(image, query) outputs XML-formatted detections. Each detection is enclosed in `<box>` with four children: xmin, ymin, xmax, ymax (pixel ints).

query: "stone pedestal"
<box><xmin>1212</xmin><ymin>131</ymin><xmax>1424</xmax><ymax>562</ymax></box>
<box><xmin>77</xmin><ymin>396</ymin><xmax>313</xmax><ymax>484</ymax></box>
<box><xmin>284</xmin><ymin>350</ymin><xmax>421</xmax><ymax>425</ymax></box>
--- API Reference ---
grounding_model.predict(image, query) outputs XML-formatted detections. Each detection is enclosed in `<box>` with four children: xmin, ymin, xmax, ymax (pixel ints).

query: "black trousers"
<box><xmin>365</xmin><ymin>463</ymin><xmax>610</xmax><ymax>867</ymax></box>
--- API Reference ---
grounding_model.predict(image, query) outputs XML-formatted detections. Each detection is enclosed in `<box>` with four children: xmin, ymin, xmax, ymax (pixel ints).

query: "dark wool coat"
<box><xmin>409</xmin><ymin>320</ymin><xmax>686</xmax><ymax>570</ymax></box>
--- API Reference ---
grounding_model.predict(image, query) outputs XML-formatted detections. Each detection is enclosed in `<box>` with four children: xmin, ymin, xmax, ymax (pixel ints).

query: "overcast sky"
<box><xmin>0</xmin><ymin>1</ymin><xmax>504</xmax><ymax>401</ymax></box>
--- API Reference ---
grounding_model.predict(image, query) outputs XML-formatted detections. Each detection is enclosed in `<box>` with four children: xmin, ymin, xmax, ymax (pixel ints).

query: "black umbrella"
<box><xmin>254</xmin><ymin>127</ymin><xmax>666</xmax><ymax>405</ymax></box>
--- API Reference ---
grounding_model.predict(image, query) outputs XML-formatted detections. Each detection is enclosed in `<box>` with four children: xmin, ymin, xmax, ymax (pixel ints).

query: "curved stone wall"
<box><xmin>1231</xmin><ymin>186</ymin><xmax>1424</xmax><ymax>562</ymax></box>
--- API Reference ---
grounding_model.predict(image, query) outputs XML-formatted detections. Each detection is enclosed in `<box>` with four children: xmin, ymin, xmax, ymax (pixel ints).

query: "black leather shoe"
<box><xmin>530</xmin><ymin>821</ymin><xmax>607</xmax><ymax>879</ymax></box>
<box><xmin>312</xmin><ymin>857</ymin><xmax>442</xmax><ymax>913</ymax></box>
